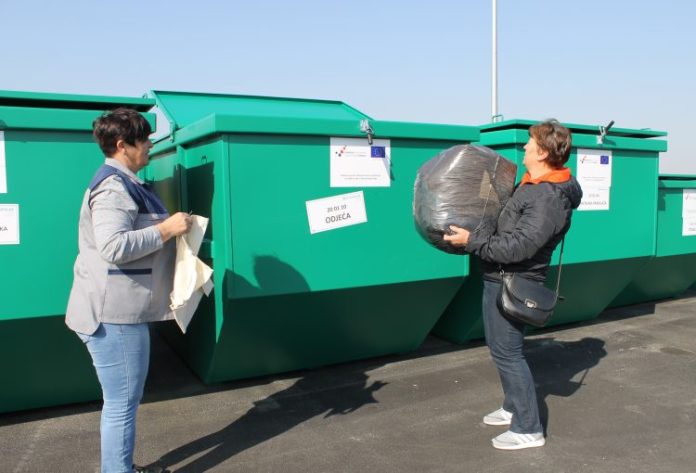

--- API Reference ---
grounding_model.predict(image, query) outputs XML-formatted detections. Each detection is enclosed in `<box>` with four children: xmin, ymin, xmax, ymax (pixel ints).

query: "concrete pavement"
<box><xmin>2</xmin><ymin>293</ymin><xmax>695</xmax><ymax>473</ymax></box>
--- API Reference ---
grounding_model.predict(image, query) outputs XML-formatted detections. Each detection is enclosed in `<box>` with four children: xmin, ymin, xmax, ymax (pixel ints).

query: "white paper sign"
<box><xmin>577</xmin><ymin>187</ymin><xmax>610</xmax><ymax>211</ymax></box>
<box><xmin>682</xmin><ymin>189</ymin><xmax>696</xmax><ymax>236</ymax></box>
<box><xmin>330</xmin><ymin>137</ymin><xmax>391</xmax><ymax>187</ymax></box>
<box><xmin>577</xmin><ymin>149</ymin><xmax>612</xmax><ymax>211</ymax></box>
<box><xmin>683</xmin><ymin>189</ymin><xmax>696</xmax><ymax>216</ymax></box>
<box><xmin>0</xmin><ymin>131</ymin><xmax>7</xmax><ymax>194</ymax></box>
<box><xmin>682</xmin><ymin>218</ymin><xmax>696</xmax><ymax>236</ymax></box>
<box><xmin>577</xmin><ymin>149</ymin><xmax>612</xmax><ymax>187</ymax></box>
<box><xmin>306</xmin><ymin>191</ymin><xmax>367</xmax><ymax>234</ymax></box>
<box><xmin>0</xmin><ymin>204</ymin><xmax>19</xmax><ymax>244</ymax></box>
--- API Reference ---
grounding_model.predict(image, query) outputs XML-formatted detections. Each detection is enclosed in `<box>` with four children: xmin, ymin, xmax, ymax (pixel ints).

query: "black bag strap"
<box><xmin>500</xmin><ymin>237</ymin><xmax>565</xmax><ymax>297</ymax></box>
<box><xmin>554</xmin><ymin>238</ymin><xmax>565</xmax><ymax>297</ymax></box>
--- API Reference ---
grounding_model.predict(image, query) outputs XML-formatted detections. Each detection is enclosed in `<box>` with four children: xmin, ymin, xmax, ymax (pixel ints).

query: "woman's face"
<box><xmin>523</xmin><ymin>136</ymin><xmax>546</xmax><ymax>170</ymax></box>
<box><xmin>123</xmin><ymin>139</ymin><xmax>153</xmax><ymax>172</ymax></box>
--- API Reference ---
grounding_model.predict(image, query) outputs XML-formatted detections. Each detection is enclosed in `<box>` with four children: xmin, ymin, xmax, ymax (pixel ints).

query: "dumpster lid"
<box><xmin>479</xmin><ymin>119</ymin><xmax>666</xmax><ymax>139</ymax></box>
<box><xmin>0</xmin><ymin>89</ymin><xmax>154</xmax><ymax>112</ymax></box>
<box><xmin>150</xmin><ymin>90</ymin><xmax>371</xmax><ymax>131</ymax></box>
<box><xmin>659</xmin><ymin>174</ymin><xmax>696</xmax><ymax>181</ymax></box>
<box><xmin>659</xmin><ymin>174</ymin><xmax>696</xmax><ymax>189</ymax></box>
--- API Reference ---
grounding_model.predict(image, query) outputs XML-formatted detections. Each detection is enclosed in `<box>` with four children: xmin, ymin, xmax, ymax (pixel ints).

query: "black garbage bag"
<box><xmin>413</xmin><ymin>144</ymin><xmax>517</xmax><ymax>254</ymax></box>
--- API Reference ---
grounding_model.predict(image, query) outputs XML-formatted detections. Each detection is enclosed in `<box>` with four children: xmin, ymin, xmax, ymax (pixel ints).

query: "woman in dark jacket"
<box><xmin>445</xmin><ymin>119</ymin><xmax>583</xmax><ymax>450</ymax></box>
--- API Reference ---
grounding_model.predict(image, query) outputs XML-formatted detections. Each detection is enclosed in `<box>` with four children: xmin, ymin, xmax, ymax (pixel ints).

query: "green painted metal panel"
<box><xmin>659</xmin><ymin>175</ymin><xmax>696</xmax><ymax>189</ymax></box>
<box><xmin>611</xmin><ymin>254</ymin><xmax>696</xmax><ymax>306</ymax></box>
<box><xmin>150</xmin><ymin>90</ymin><xmax>369</xmax><ymax>130</ymax></box>
<box><xmin>566</xmin><ymin>148</ymin><xmax>658</xmax><ymax>262</ymax></box>
<box><xmin>433</xmin><ymin>119</ymin><xmax>664</xmax><ymax>345</ymax></box>
<box><xmin>0</xmin><ymin>89</ymin><xmax>154</xmax><ymax>111</ymax></box>
<box><xmin>148</xmin><ymin>101</ymin><xmax>474</xmax><ymax>382</ymax></box>
<box><xmin>372</xmin><ymin>120</ymin><xmax>480</xmax><ymax>142</ymax></box>
<box><xmin>432</xmin><ymin>259</ymin><xmax>485</xmax><ymax>344</ymax></box>
<box><xmin>545</xmin><ymin>257</ymin><xmax>651</xmax><ymax>326</ymax></box>
<box><xmin>0</xmin><ymin>130</ymin><xmax>102</xmax><ymax>320</ymax></box>
<box><xmin>151</xmin><ymin>114</ymin><xmax>479</xmax><ymax>154</ymax></box>
<box><xmin>160</xmin><ymin>278</ymin><xmax>463</xmax><ymax>384</ymax></box>
<box><xmin>656</xmin><ymin>184</ymin><xmax>696</xmax><ymax>257</ymax></box>
<box><xmin>479</xmin><ymin>119</ymin><xmax>666</xmax><ymax>138</ymax></box>
<box><xmin>611</xmin><ymin>176</ymin><xmax>696</xmax><ymax>307</ymax></box>
<box><xmin>0</xmin><ymin>105</ymin><xmax>108</xmax><ymax>131</ymax></box>
<box><xmin>149</xmin><ymin>91</ymin><xmax>479</xmax><ymax>153</ymax></box>
<box><xmin>0</xmin><ymin>94</ymin><xmax>155</xmax><ymax>413</ymax></box>
<box><xmin>0</xmin><ymin>317</ymin><xmax>100</xmax><ymax>414</ymax></box>
<box><xmin>480</xmin><ymin>128</ymin><xmax>667</xmax><ymax>153</ymax></box>
<box><xmin>151</xmin><ymin>117</ymin><xmax>479</xmax><ymax>162</ymax></box>
<box><xmin>142</xmin><ymin>149</ymin><xmax>184</xmax><ymax>212</ymax></box>
<box><xmin>224</xmin><ymin>135</ymin><xmax>464</xmax><ymax>295</ymax></box>
<box><xmin>0</xmin><ymin>106</ymin><xmax>156</xmax><ymax>132</ymax></box>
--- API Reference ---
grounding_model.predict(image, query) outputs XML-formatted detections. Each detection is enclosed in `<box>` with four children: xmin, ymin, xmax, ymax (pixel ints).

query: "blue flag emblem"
<box><xmin>371</xmin><ymin>146</ymin><xmax>386</xmax><ymax>158</ymax></box>
<box><xmin>600</xmin><ymin>155</ymin><xmax>610</xmax><ymax>164</ymax></box>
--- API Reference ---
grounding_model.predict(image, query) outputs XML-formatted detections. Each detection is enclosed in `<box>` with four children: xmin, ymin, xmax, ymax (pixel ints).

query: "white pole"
<box><xmin>491</xmin><ymin>0</ymin><xmax>499</xmax><ymax>122</ymax></box>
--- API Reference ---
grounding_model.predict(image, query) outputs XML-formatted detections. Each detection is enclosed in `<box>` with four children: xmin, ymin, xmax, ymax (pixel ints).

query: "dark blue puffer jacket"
<box><xmin>466</xmin><ymin>175</ymin><xmax>583</xmax><ymax>282</ymax></box>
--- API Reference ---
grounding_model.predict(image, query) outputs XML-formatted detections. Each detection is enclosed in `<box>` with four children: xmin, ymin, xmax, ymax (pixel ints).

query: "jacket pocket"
<box><xmin>102</xmin><ymin>269</ymin><xmax>153</xmax><ymax>320</ymax></box>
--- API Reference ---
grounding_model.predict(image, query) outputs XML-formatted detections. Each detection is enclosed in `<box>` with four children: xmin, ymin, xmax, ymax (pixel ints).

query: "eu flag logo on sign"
<box><xmin>371</xmin><ymin>146</ymin><xmax>386</xmax><ymax>158</ymax></box>
<box><xmin>600</xmin><ymin>155</ymin><xmax>610</xmax><ymax>164</ymax></box>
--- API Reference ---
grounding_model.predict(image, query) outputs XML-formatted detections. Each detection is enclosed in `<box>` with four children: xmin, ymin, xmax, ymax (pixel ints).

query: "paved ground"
<box><xmin>2</xmin><ymin>293</ymin><xmax>695</xmax><ymax>473</ymax></box>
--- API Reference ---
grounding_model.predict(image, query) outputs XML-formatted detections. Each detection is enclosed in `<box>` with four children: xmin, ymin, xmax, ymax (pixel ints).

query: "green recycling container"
<box><xmin>611</xmin><ymin>175</ymin><xmax>696</xmax><ymax>306</ymax></box>
<box><xmin>0</xmin><ymin>90</ymin><xmax>156</xmax><ymax>413</ymax></box>
<box><xmin>433</xmin><ymin>119</ymin><xmax>667</xmax><ymax>344</ymax></box>
<box><xmin>145</xmin><ymin>90</ymin><xmax>478</xmax><ymax>383</ymax></box>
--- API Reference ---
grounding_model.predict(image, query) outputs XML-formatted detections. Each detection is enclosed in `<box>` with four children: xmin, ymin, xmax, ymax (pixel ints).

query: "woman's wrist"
<box><xmin>157</xmin><ymin>222</ymin><xmax>172</xmax><ymax>242</ymax></box>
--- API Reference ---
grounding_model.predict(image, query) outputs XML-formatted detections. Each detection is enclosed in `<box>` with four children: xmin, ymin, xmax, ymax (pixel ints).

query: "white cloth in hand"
<box><xmin>170</xmin><ymin>215</ymin><xmax>214</xmax><ymax>333</ymax></box>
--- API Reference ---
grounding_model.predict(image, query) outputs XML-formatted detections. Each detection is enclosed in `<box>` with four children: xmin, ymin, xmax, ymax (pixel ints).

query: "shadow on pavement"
<box><xmin>153</xmin><ymin>364</ymin><xmax>387</xmax><ymax>472</ymax></box>
<box><xmin>526</xmin><ymin>336</ymin><xmax>607</xmax><ymax>435</ymax></box>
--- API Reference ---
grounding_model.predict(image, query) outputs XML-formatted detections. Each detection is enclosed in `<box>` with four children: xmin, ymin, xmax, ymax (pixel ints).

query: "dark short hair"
<box><xmin>92</xmin><ymin>108</ymin><xmax>152</xmax><ymax>156</ymax></box>
<box><xmin>529</xmin><ymin>119</ymin><xmax>572</xmax><ymax>169</ymax></box>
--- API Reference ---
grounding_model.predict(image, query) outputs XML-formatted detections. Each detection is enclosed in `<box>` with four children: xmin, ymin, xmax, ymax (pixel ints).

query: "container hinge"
<box><xmin>360</xmin><ymin>119</ymin><xmax>374</xmax><ymax>145</ymax></box>
<box><xmin>597</xmin><ymin>120</ymin><xmax>615</xmax><ymax>145</ymax></box>
<box><xmin>169</xmin><ymin>121</ymin><xmax>179</xmax><ymax>142</ymax></box>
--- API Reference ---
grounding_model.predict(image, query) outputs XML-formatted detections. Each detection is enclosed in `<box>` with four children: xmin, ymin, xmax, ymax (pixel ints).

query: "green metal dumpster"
<box><xmin>0</xmin><ymin>90</ymin><xmax>156</xmax><ymax>413</ymax></box>
<box><xmin>433</xmin><ymin>119</ymin><xmax>667</xmax><ymax>344</ymax></box>
<box><xmin>611</xmin><ymin>175</ymin><xmax>696</xmax><ymax>306</ymax></box>
<box><xmin>145</xmin><ymin>90</ymin><xmax>478</xmax><ymax>383</ymax></box>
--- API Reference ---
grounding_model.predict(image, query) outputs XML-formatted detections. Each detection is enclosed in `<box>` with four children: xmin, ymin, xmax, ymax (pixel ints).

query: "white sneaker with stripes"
<box><xmin>483</xmin><ymin>407</ymin><xmax>513</xmax><ymax>426</ymax></box>
<box><xmin>491</xmin><ymin>430</ymin><xmax>545</xmax><ymax>450</ymax></box>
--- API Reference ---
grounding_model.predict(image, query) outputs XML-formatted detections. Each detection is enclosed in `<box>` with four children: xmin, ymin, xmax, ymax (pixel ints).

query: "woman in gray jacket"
<box><xmin>445</xmin><ymin>119</ymin><xmax>582</xmax><ymax>450</ymax></box>
<box><xmin>66</xmin><ymin>108</ymin><xmax>191</xmax><ymax>473</ymax></box>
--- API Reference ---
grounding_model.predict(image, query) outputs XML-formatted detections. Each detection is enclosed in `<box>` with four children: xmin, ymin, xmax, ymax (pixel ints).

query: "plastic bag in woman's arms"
<box><xmin>413</xmin><ymin>144</ymin><xmax>517</xmax><ymax>254</ymax></box>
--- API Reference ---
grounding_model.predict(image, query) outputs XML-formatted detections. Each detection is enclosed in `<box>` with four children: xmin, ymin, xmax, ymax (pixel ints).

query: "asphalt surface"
<box><xmin>2</xmin><ymin>293</ymin><xmax>695</xmax><ymax>473</ymax></box>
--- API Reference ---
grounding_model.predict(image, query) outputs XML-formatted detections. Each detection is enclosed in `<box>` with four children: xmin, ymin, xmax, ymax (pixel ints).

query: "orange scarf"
<box><xmin>520</xmin><ymin>167</ymin><xmax>571</xmax><ymax>185</ymax></box>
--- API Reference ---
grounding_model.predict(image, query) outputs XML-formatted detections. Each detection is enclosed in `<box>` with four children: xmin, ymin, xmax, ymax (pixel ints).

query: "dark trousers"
<box><xmin>482</xmin><ymin>279</ymin><xmax>542</xmax><ymax>433</ymax></box>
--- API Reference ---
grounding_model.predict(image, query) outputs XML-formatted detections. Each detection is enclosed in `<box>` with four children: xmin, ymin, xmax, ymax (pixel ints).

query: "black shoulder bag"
<box><xmin>497</xmin><ymin>239</ymin><xmax>565</xmax><ymax>327</ymax></box>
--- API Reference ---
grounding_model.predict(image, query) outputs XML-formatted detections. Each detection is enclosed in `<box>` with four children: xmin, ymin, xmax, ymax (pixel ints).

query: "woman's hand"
<box><xmin>157</xmin><ymin>212</ymin><xmax>192</xmax><ymax>242</ymax></box>
<box><xmin>443</xmin><ymin>225</ymin><xmax>470</xmax><ymax>247</ymax></box>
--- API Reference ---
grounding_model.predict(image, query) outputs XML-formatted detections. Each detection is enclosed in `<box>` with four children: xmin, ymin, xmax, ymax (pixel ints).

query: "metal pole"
<box><xmin>491</xmin><ymin>0</ymin><xmax>499</xmax><ymax>122</ymax></box>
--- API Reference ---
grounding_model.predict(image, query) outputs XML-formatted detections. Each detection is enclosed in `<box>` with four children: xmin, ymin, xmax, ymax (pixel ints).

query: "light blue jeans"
<box><xmin>482</xmin><ymin>279</ymin><xmax>542</xmax><ymax>434</ymax></box>
<box><xmin>78</xmin><ymin>323</ymin><xmax>150</xmax><ymax>473</ymax></box>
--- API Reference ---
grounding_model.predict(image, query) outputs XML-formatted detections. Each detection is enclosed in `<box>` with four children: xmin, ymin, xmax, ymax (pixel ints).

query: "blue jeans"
<box><xmin>482</xmin><ymin>279</ymin><xmax>542</xmax><ymax>434</ymax></box>
<box><xmin>78</xmin><ymin>323</ymin><xmax>150</xmax><ymax>473</ymax></box>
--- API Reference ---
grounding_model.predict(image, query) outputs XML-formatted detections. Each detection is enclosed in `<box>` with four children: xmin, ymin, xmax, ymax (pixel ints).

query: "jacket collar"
<box><xmin>520</xmin><ymin>167</ymin><xmax>571</xmax><ymax>185</ymax></box>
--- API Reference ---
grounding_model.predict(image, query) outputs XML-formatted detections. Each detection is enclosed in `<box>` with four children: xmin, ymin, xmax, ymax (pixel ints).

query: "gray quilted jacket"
<box><xmin>65</xmin><ymin>159</ymin><xmax>175</xmax><ymax>335</ymax></box>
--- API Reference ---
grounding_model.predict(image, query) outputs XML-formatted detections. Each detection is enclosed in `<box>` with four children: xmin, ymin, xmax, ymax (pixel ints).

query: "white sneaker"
<box><xmin>491</xmin><ymin>430</ymin><xmax>545</xmax><ymax>450</ymax></box>
<box><xmin>483</xmin><ymin>407</ymin><xmax>513</xmax><ymax>426</ymax></box>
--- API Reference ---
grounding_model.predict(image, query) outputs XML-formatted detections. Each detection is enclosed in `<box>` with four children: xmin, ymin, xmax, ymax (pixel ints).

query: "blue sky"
<box><xmin>2</xmin><ymin>0</ymin><xmax>694</xmax><ymax>172</ymax></box>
